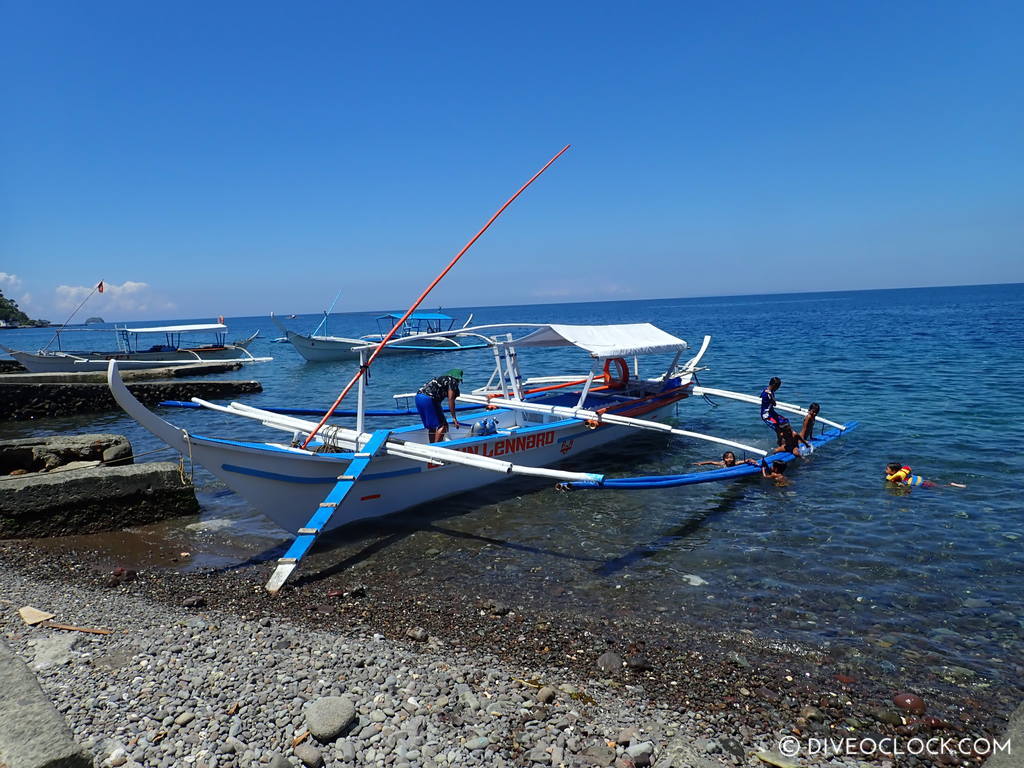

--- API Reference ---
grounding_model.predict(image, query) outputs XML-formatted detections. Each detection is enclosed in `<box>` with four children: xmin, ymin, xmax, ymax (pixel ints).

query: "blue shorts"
<box><xmin>415</xmin><ymin>393</ymin><xmax>445</xmax><ymax>430</ymax></box>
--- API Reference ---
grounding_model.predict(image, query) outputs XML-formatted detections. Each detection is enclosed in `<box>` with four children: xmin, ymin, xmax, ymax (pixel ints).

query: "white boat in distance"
<box><xmin>107</xmin><ymin>321</ymin><xmax>854</xmax><ymax>591</ymax></box>
<box><xmin>3</xmin><ymin>322</ymin><xmax>270</xmax><ymax>373</ymax></box>
<box><xmin>271</xmin><ymin>311</ymin><xmax>490</xmax><ymax>362</ymax></box>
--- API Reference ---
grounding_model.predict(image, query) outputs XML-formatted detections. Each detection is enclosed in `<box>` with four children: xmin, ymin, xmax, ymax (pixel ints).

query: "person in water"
<box><xmin>799</xmin><ymin>402</ymin><xmax>820</xmax><ymax>441</ymax></box>
<box><xmin>761</xmin><ymin>459</ymin><xmax>788</xmax><ymax>486</ymax></box>
<box><xmin>693</xmin><ymin>450</ymin><xmax>757</xmax><ymax>468</ymax></box>
<box><xmin>760</xmin><ymin>377</ymin><xmax>789</xmax><ymax>445</ymax></box>
<box><xmin>772</xmin><ymin>423</ymin><xmax>810</xmax><ymax>456</ymax></box>
<box><xmin>884</xmin><ymin>462</ymin><xmax>966</xmax><ymax>489</ymax></box>
<box><xmin>416</xmin><ymin>369</ymin><xmax>463</xmax><ymax>443</ymax></box>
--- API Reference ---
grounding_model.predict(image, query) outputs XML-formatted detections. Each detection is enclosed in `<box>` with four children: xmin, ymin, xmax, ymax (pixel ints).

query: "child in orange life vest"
<box><xmin>885</xmin><ymin>463</ymin><xmax>966</xmax><ymax>489</ymax></box>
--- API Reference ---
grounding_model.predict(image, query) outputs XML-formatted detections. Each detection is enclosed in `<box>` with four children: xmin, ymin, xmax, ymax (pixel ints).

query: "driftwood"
<box><xmin>18</xmin><ymin>605</ymin><xmax>113</xmax><ymax>634</ymax></box>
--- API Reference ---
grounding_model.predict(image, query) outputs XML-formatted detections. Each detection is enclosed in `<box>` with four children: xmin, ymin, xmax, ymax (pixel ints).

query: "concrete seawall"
<box><xmin>0</xmin><ymin>461</ymin><xmax>200</xmax><ymax>538</ymax></box>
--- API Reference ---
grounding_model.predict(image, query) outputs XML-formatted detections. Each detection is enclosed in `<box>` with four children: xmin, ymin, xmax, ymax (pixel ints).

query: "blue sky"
<box><xmin>2</xmin><ymin>1</ymin><xmax>1021</xmax><ymax>321</ymax></box>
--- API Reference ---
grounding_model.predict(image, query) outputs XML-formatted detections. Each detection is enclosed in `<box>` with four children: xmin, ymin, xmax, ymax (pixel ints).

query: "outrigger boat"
<box><xmin>3</xmin><ymin>322</ymin><xmax>271</xmax><ymax>373</ymax></box>
<box><xmin>270</xmin><ymin>311</ymin><xmax>489</xmax><ymax>362</ymax></box>
<box><xmin>107</xmin><ymin>322</ymin><xmax>855</xmax><ymax>592</ymax></box>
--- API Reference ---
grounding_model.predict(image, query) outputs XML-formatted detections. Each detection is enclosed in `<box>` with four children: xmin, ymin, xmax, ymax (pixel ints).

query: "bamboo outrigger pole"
<box><xmin>301</xmin><ymin>144</ymin><xmax>572</xmax><ymax>449</ymax></box>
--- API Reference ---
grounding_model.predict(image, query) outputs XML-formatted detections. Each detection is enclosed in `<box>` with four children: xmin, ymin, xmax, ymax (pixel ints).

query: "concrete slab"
<box><xmin>0</xmin><ymin>638</ymin><xmax>91</xmax><ymax>768</ymax></box>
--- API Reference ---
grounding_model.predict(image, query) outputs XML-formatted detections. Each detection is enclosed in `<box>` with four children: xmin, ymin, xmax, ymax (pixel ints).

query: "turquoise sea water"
<box><xmin>3</xmin><ymin>283</ymin><xmax>1023</xmax><ymax>701</ymax></box>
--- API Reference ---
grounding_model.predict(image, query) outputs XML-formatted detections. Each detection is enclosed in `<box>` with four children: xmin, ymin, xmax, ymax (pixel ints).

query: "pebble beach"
<box><xmin>0</xmin><ymin>536</ymin><xmax>1014</xmax><ymax>768</ymax></box>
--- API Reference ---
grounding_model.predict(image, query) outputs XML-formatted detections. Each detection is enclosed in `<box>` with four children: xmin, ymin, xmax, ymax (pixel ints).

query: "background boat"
<box><xmin>1</xmin><ymin>321</ymin><xmax>270</xmax><ymax>372</ymax></box>
<box><xmin>271</xmin><ymin>311</ymin><xmax>490</xmax><ymax>361</ymax></box>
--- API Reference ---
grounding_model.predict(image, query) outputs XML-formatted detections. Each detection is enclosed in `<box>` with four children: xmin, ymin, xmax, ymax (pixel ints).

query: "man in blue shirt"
<box><xmin>416</xmin><ymin>369</ymin><xmax>463</xmax><ymax>443</ymax></box>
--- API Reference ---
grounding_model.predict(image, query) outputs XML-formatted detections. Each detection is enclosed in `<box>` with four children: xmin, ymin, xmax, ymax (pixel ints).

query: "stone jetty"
<box><xmin>0</xmin><ymin>363</ymin><xmax>262</xmax><ymax>420</ymax></box>
<box><xmin>0</xmin><ymin>434</ymin><xmax>199</xmax><ymax>537</ymax></box>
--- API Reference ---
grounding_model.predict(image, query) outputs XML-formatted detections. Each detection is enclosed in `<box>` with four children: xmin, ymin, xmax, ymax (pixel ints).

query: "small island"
<box><xmin>85</xmin><ymin>316</ymin><xmax>105</xmax><ymax>324</ymax></box>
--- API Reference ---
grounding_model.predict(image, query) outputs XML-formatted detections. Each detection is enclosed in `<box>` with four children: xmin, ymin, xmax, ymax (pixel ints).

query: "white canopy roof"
<box><xmin>513</xmin><ymin>323</ymin><xmax>688</xmax><ymax>358</ymax></box>
<box><xmin>119</xmin><ymin>323</ymin><xmax>228</xmax><ymax>334</ymax></box>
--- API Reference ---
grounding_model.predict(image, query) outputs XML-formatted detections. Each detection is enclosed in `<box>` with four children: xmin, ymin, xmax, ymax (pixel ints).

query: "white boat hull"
<box><xmin>172</xmin><ymin>402</ymin><xmax>676</xmax><ymax>534</ymax></box>
<box><xmin>280</xmin><ymin>329</ymin><xmax>484</xmax><ymax>362</ymax></box>
<box><xmin>3</xmin><ymin>346</ymin><xmax>261</xmax><ymax>373</ymax></box>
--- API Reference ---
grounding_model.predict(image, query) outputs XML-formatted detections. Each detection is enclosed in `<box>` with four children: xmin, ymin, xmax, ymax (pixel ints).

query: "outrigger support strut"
<box><xmin>265</xmin><ymin>429</ymin><xmax>392</xmax><ymax>593</ymax></box>
<box><xmin>690</xmin><ymin>386</ymin><xmax>847</xmax><ymax>431</ymax></box>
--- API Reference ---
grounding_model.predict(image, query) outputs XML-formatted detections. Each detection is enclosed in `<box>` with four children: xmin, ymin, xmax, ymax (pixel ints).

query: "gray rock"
<box><xmin>184</xmin><ymin>518</ymin><xmax>236</xmax><ymax>533</ymax></box>
<box><xmin>267</xmin><ymin>754</ymin><xmax>291</xmax><ymax>768</ymax></box>
<box><xmin>293</xmin><ymin>742</ymin><xmax>324</xmax><ymax>768</ymax></box>
<box><xmin>582</xmin><ymin>743</ymin><xmax>615</xmax><ymax>767</ymax></box>
<box><xmin>406</xmin><ymin>627</ymin><xmax>429</xmax><ymax>641</ymax></box>
<box><xmin>91</xmin><ymin>649</ymin><xmax>134</xmax><ymax>672</ymax></box>
<box><xmin>537</xmin><ymin>685</ymin><xmax>557</xmax><ymax>704</ymax></box>
<box><xmin>465</xmin><ymin>736</ymin><xmax>489</xmax><ymax>750</ymax></box>
<box><xmin>617</xmin><ymin>726</ymin><xmax>640</xmax><ymax>745</ymax></box>
<box><xmin>526</xmin><ymin>745</ymin><xmax>551</xmax><ymax>763</ymax></box>
<box><xmin>625</xmin><ymin>740</ymin><xmax>654</xmax><ymax>766</ymax></box>
<box><xmin>661</xmin><ymin>736</ymin><xmax>725</xmax><ymax>768</ymax></box>
<box><xmin>726</xmin><ymin>651</ymin><xmax>751</xmax><ymax>668</ymax></box>
<box><xmin>306</xmin><ymin>696</ymin><xmax>356</xmax><ymax>742</ymax></box>
<box><xmin>338</xmin><ymin>739</ymin><xmax>356</xmax><ymax>761</ymax></box>
<box><xmin>596</xmin><ymin>651</ymin><xmax>623</xmax><ymax>676</ymax></box>
<box><xmin>30</xmin><ymin>631</ymin><xmax>81</xmax><ymax>671</ymax></box>
<box><xmin>719</xmin><ymin>736</ymin><xmax>745</xmax><ymax>760</ymax></box>
<box><xmin>174</xmin><ymin>710</ymin><xmax>195</xmax><ymax>726</ymax></box>
<box><xmin>870</xmin><ymin>708</ymin><xmax>903</xmax><ymax>726</ymax></box>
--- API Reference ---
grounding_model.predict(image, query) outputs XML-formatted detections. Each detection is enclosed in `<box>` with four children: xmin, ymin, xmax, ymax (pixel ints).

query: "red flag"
<box><xmin>97</xmin><ymin>281</ymin><xmax>105</xmax><ymax>294</ymax></box>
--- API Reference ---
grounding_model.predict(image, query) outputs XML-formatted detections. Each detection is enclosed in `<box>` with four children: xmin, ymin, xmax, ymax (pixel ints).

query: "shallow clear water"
<box><xmin>4</xmin><ymin>283</ymin><xmax>1023</xmax><ymax>694</ymax></box>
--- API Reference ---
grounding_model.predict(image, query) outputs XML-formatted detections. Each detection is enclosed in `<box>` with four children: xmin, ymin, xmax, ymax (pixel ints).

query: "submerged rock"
<box><xmin>893</xmin><ymin>692</ymin><xmax>927</xmax><ymax>715</ymax></box>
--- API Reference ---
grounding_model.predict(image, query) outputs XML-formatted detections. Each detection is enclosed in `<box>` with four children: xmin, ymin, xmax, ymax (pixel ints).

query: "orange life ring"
<box><xmin>603</xmin><ymin>357</ymin><xmax>629</xmax><ymax>390</ymax></box>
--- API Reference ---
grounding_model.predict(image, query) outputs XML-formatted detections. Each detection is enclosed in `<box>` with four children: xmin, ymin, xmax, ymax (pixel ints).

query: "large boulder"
<box><xmin>0</xmin><ymin>434</ymin><xmax>132</xmax><ymax>475</ymax></box>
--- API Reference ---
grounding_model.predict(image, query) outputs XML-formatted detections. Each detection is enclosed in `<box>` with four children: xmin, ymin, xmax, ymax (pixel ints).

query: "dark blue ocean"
<box><xmin>3</xmin><ymin>283</ymin><xmax>1023</xmax><ymax>703</ymax></box>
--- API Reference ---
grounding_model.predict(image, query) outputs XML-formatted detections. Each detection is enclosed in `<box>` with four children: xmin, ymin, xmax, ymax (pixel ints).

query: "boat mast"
<box><xmin>300</xmin><ymin>144</ymin><xmax>572</xmax><ymax>449</ymax></box>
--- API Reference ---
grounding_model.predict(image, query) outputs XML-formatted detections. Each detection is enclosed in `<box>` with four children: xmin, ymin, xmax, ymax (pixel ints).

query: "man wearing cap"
<box><xmin>416</xmin><ymin>369</ymin><xmax>463</xmax><ymax>443</ymax></box>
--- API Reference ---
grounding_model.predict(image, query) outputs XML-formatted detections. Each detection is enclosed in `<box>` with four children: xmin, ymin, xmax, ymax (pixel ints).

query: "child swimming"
<box><xmin>761</xmin><ymin>459</ymin><xmax>788</xmax><ymax>486</ymax></box>
<box><xmin>884</xmin><ymin>463</ymin><xmax>966</xmax><ymax>489</ymax></box>
<box><xmin>693</xmin><ymin>450</ymin><xmax>758</xmax><ymax>468</ymax></box>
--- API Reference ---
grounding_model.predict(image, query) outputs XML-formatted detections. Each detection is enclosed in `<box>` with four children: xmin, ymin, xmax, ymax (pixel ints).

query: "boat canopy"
<box><xmin>118</xmin><ymin>323</ymin><xmax>229</xmax><ymax>334</ymax></box>
<box><xmin>513</xmin><ymin>323</ymin><xmax>688</xmax><ymax>358</ymax></box>
<box><xmin>376</xmin><ymin>312</ymin><xmax>453</xmax><ymax>321</ymax></box>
